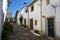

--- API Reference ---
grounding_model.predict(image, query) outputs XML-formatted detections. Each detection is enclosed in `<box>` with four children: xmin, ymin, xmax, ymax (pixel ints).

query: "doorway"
<box><xmin>30</xmin><ymin>19</ymin><xmax>33</xmax><ymax>30</ymax></box>
<box><xmin>24</xmin><ymin>19</ymin><xmax>26</xmax><ymax>25</ymax></box>
<box><xmin>47</xmin><ymin>18</ymin><xmax>54</xmax><ymax>37</ymax></box>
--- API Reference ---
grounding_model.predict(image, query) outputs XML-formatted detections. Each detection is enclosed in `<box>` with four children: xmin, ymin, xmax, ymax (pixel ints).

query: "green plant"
<box><xmin>2</xmin><ymin>20</ymin><xmax>13</xmax><ymax>40</ymax></box>
<box><xmin>4</xmin><ymin>22</ymin><xmax>13</xmax><ymax>34</ymax></box>
<box><xmin>21</xmin><ymin>24</ymin><xmax>27</xmax><ymax>28</ymax></box>
<box><xmin>19</xmin><ymin>15</ymin><xmax>23</xmax><ymax>25</ymax></box>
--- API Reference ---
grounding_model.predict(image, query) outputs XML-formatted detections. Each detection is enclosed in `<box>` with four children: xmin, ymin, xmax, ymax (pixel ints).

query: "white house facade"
<box><xmin>0</xmin><ymin>0</ymin><xmax>8</xmax><ymax>39</ymax></box>
<box><xmin>3</xmin><ymin>0</ymin><xmax>9</xmax><ymax>21</ymax></box>
<box><xmin>17</xmin><ymin>7</ymin><xmax>28</xmax><ymax>25</ymax></box>
<box><xmin>28</xmin><ymin>0</ymin><xmax>41</xmax><ymax>31</ymax></box>
<box><xmin>0</xmin><ymin>0</ymin><xmax>9</xmax><ymax>40</ymax></box>
<box><xmin>42</xmin><ymin>0</ymin><xmax>60</xmax><ymax>40</ymax></box>
<box><xmin>17</xmin><ymin>0</ymin><xmax>41</xmax><ymax>30</ymax></box>
<box><xmin>17</xmin><ymin>0</ymin><xmax>60</xmax><ymax>40</ymax></box>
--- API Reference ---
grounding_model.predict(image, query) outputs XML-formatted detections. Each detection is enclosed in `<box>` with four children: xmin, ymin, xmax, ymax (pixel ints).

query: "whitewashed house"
<box><xmin>29</xmin><ymin>0</ymin><xmax>60</xmax><ymax>39</ymax></box>
<box><xmin>3</xmin><ymin>0</ymin><xmax>9</xmax><ymax>21</ymax></box>
<box><xmin>17</xmin><ymin>0</ymin><xmax>60</xmax><ymax>39</ymax></box>
<box><xmin>0</xmin><ymin>0</ymin><xmax>9</xmax><ymax>40</ymax></box>
<box><xmin>17</xmin><ymin>0</ymin><xmax>43</xmax><ymax>37</ymax></box>
<box><xmin>28</xmin><ymin>0</ymin><xmax>41</xmax><ymax>31</ymax></box>
<box><xmin>42</xmin><ymin>0</ymin><xmax>60</xmax><ymax>40</ymax></box>
<box><xmin>17</xmin><ymin>0</ymin><xmax>42</xmax><ymax>32</ymax></box>
<box><xmin>17</xmin><ymin>0</ymin><xmax>40</xmax><ymax>28</ymax></box>
<box><xmin>17</xmin><ymin>7</ymin><xmax>28</xmax><ymax>25</ymax></box>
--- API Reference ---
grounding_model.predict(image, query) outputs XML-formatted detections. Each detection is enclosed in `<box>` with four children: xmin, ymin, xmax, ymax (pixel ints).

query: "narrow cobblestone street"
<box><xmin>8</xmin><ymin>23</ymin><xmax>40</xmax><ymax>40</ymax></box>
<box><xmin>7</xmin><ymin>23</ymin><xmax>50</xmax><ymax>40</ymax></box>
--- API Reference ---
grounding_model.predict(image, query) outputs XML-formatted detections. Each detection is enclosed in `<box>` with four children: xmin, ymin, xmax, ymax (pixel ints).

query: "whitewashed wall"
<box><xmin>17</xmin><ymin>0</ymin><xmax>60</xmax><ymax>39</ymax></box>
<box><xmin>34</xmin><ymin>0</ymin><xmax>41</xmax><ymax>30</ymax></box>
<box><xmin>3</xmin><ymin>0</ymin><xmax>8</xmax><ymax>21</ymax></box>
<box><xmin>17</xmin><ymin>0</ymin><xmax>41</xmax><ymax>30</ymax></box>
<box><xmin>42</xmin><ymin>0</ymin><xmax>60</xmax><ymax>39</ymax></box>
<box><xmin>42</xmin><ymin>0</ymin><xmax>54</xmax><ymax>33</ymax></box>
<box><xmin>17</xmin><ymin>8</ymin><xmax>28</xmax><ymax>25</ymax></box>
<box><xmin>0</xmin><ymin>0</ymin><xmax>4</xmax><ymax>40</ymax></box>
<box><xmin>29</xmin><ymin>0</ymin><xmax>41</xmax><ymax>30</ymax></box>
<box><xmin>56</xmin><ymin>6</ymin><xmax>60</xmax><ymax>40</ymax></box>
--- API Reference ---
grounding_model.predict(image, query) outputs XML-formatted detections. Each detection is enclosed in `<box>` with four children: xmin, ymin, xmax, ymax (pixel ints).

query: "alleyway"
<box><xmin>7</xmin><ymin>23</ymin><xmax>50</xmax><ymax>40</ymax></box>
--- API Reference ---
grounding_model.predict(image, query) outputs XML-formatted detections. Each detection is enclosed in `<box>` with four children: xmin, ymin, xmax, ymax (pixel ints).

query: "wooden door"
<box><xmin>30</xmin><ymin>19</ymin><xmax>33</xmax><ymax>30</ymax></box>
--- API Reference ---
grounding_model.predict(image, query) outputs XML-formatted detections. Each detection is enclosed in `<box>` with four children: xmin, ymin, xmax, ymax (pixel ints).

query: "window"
<box><xmin>31</xmin><ymin>5</ymin><xmax>34</xmax><ymax>12</ymax></box>
<box><xmin>35</xmin><ymin>20</ymin><xmax>37</xmax><ymax>25</ymax></box>
<box><xmin>46</xmin><ymin>0</ymin><xmax>50</xmax><ymax>5</ymax></box>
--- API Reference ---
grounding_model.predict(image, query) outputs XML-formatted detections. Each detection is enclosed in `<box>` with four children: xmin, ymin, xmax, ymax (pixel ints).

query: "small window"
<box><xmin>46</xmin><ymin>0</ymin><xmax>50</xmax><ymax>5</ymax></box>
<box><xmin>35</xmin><ymin>20</ymin><xmax>37</xmax><ymax>25</ymax></box>
<box><xmin>31</xmin><ymin>5</ymin><xmax>34</xmax><ymax>12</ymax></box>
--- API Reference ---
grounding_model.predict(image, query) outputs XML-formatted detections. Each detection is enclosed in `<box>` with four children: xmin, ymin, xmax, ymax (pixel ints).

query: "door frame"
<box><xmin>30</xmin><ymin>18</ymin><xmax>33</xmax><ymax>30</ymax></box>
<box><xmin>45</xmin><ymin>16</ymin><xmax>56</xmax><ymax>38</ymax></box>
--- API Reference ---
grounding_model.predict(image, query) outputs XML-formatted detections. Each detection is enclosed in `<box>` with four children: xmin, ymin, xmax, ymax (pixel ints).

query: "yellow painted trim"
<box><xmin>29</xmin><ymin>0</ymin><xmax>38</xmax><ymax>13</ymax></box>
<box><xmin>31</xmin><ymin>4</ymin><xmax>34</xmax><ymax>12</ymax></box>
<box><xmin>29</xmin><ymin>3</ymin><xmax>34</xmax><ymax>13</ymax></box>
<box><xmin>40</xmin><ymin>0</ymin><xmax>43</xmax><ymax>34</ymax></box>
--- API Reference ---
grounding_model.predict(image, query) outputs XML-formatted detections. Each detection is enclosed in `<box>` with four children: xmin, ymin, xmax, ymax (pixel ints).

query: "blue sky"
<box><xmin>8</xmin><ymin>0</ymin><xmax>34</xmax><ymax>17</ymax></box>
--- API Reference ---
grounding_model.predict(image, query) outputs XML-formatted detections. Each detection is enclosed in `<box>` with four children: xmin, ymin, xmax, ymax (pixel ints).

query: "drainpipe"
<box><xmin>40</xmin><ymin>0</ymin><xmax>43</xmax><ymax>34</ymax></box>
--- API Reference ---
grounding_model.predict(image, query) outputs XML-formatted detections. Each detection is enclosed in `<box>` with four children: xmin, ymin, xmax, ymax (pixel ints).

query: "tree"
<box><xmin>19</xmin><ymin>15</ymin><xmax>23</xmax><ymax>25</ymax></box>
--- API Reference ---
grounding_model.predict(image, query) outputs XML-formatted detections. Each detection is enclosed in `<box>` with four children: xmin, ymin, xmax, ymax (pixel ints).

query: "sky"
<box><xmin>8</xmin><ymin>0</ymin><xmax>34</xmax><ymax>17</ymax></box>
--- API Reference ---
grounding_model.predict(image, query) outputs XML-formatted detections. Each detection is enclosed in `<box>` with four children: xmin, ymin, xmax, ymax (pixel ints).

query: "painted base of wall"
<box><xmin>31</xmin><ymin>30</ymin><xmax>40</xmax><ymax>36</ymax></box>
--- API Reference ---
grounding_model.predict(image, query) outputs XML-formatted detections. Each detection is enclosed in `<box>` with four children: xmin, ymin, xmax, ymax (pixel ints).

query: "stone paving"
<box><xmin>7</xmin><ymin>23</ymin><xmax>51</xmax><ymax>40</ymax></box>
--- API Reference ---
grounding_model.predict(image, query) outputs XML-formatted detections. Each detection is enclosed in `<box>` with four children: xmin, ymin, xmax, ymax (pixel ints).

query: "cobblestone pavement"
<box><xmin>7</xmin><ymin>23</ymin><xmax>50</xmax><ymax>40</ymax></box>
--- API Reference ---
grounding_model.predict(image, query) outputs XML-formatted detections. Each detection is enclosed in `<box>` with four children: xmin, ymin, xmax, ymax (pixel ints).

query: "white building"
<box><xmin>17</xmin><ymin>0</ymin><xmax>60</xmax><ymax>40</ymax></box>
<box><xmin>0</xmin><ymin>0</ymin><xmax>9</xmax><ymax>39</ymax></box>
<box><xmin>42</xmin><ymin>0</ymin><xmax>60</xmax><ymax>40</ymax></box>
<box><xmin>3</xmin><ymin>0</ymin><xmax>9</xmax><ymax>21</ymax></box>
<box><xmin>0</xmin><ymin>0</ymin><xmax>9</xmax><ymax>40</ymax></box>
<box><xmin>28</xmin><ymin>0</ymin><xmax>41</xmax><ymax>30</ymax></box>
<box><xmin>0</xmin><ymin>0</ymin><xmax>4</xmax><ymax>40</ymax></box>
<box><xmin>17</xmin><ymin>7</ymin><xmax>28</xmax><ymax>25</ymax></box>
<box><xmin>17</xmin><ymin>0</ymin><xmax>42</xmax><ymax>33</ymax></box>
<box><xmin>17</xmin><ymin>0</ymin><xmax>41</xmax><ymax>29</ymax></box>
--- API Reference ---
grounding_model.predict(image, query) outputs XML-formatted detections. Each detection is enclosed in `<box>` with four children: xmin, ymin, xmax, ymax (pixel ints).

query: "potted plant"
<box><xmin>2</xmin><ymin>19</ymin><xmax>13</xmax><ymax>40</ymax></box>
